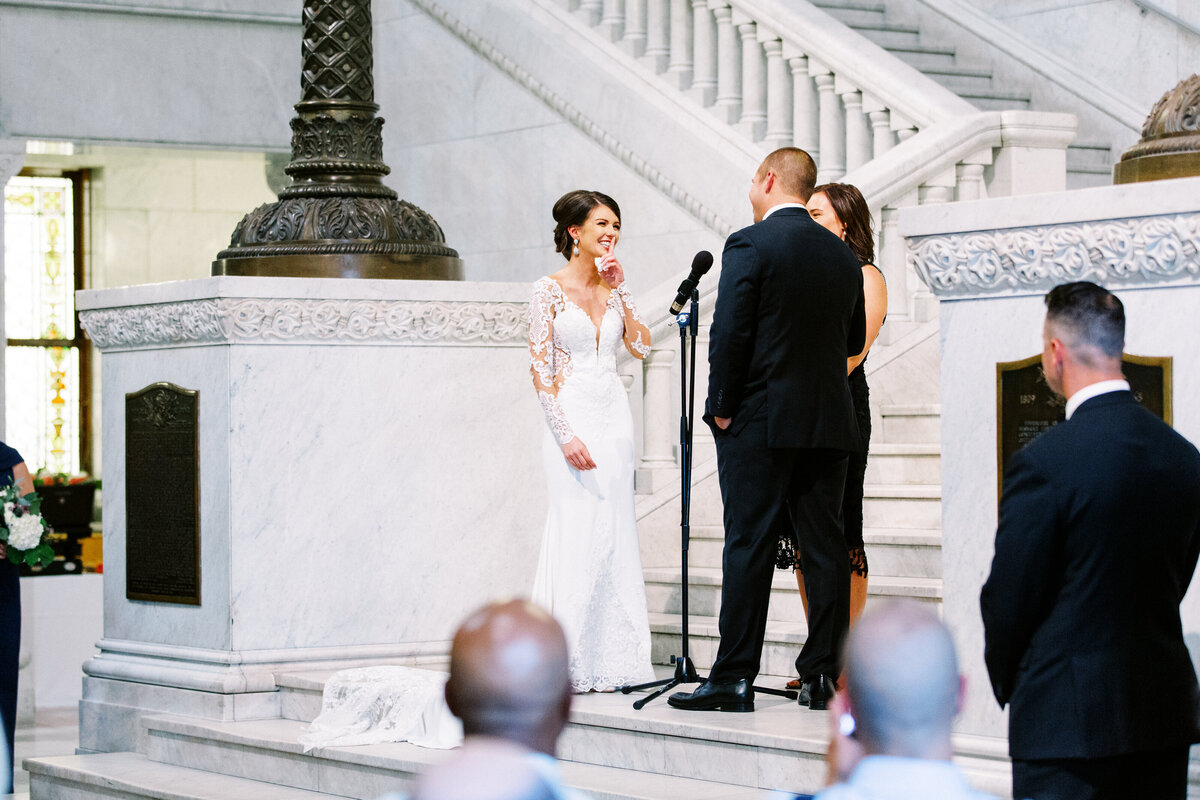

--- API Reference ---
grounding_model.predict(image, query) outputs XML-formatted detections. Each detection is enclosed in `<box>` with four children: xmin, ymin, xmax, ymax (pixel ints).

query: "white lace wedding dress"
<box><xmin>528</xmin><ymin>276</ymin><xmax>656</xmax><ymax>692</ymax></box>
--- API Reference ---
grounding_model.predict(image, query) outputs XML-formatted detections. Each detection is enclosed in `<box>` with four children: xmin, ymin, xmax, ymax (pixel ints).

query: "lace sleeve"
<box><xmin>615</xmin><ymin>283</ymin><xmax>652</xmax><ymax>359</ymax></box>
<box><xmin>529</xmin><ymin>280</ymin><xmax>575</xmax><ymax>444</ymax></box>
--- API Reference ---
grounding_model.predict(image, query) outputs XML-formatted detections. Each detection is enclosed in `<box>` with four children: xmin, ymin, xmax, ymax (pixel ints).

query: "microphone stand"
<box><xmin>620</xmin><ymin>288</ymin><xmax>798</xmax><ymax>709</ymax></box>
<box><xmin>620</xmin><ymin>288</ymin><xmax>702</xmax><ymax>709</ymax></box>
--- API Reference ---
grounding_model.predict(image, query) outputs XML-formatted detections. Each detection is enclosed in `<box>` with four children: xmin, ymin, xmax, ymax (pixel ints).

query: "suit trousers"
<box><xmin>709</xmin><ymin>414</ymin><xmax>850</xmax><ymax>683</ymax></box>
<box><xmin>0</xmin><ymin>560</ymin><xmax>19</xmax><ymax>794</ymax></box>
<box><xmin>1012</xmin><ymin>747</ymin><xmax>1189</xmax><ymax>800</ymax></box>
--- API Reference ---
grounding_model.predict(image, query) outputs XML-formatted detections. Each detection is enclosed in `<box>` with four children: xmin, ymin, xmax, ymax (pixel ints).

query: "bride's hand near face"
<box><xmin>597</xmin><ymin>252</ymin><xmax>624</xmax><ymax>288</ymax></box>
<box><xmin>562</xmin><ymin>436</ymin><xmax>597</xmax><ymax>471</ymax></box>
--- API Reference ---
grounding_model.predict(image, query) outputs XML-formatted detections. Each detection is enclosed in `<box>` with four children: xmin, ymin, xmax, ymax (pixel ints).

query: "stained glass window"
<box><xmin>4</xmin><ymin>174</ymin><xmax>88</xmax><ymax>474</ymax></box>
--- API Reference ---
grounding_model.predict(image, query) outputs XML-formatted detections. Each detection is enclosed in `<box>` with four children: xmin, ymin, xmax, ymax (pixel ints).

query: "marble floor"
<box><xmin>7</xmin><ymin>707</ymin><xmax>79</xmax><ymax>799</ymax></box>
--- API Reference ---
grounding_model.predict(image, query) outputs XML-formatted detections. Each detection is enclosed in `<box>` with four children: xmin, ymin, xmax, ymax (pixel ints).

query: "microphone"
<box><xmin>668</xmin><ymin>250</ymin><xmax>714</xmax><ymax>315</ymax></box>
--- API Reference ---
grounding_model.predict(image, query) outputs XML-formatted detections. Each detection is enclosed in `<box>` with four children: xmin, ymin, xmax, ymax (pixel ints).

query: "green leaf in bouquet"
<box><xmin>27</xmin><ymin>544</ymin><xmax>55</xmax><ymax>568</ymax></box>
<box><xmin>23</xmin><ymin>492</ymin><xmax>41</xmax><ymax>515</ymax></box>
<box><xmin>6</xmin><ymin>546</ymin><xmax>19</xmax><ymax>565</ymax></box>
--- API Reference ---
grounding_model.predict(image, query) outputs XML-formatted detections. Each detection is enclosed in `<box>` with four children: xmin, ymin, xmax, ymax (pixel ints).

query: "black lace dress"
<box><xmin>778</xmin><ymin>264</ymin><xmax>880</xmax><ymax>578</ymax></box>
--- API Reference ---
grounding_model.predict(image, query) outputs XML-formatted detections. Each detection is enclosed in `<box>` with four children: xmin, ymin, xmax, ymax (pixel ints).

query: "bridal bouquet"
<box><xmin>1</xmin><ymin>482</ymin><xmax>54</xmax><ymax>568</ymax></box>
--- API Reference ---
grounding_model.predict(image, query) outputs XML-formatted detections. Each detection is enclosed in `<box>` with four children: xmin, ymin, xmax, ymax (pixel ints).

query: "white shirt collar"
<box><xmin>1065</xmin><ymin>379</ymin><xmax>1130</xmax><ymax>420</ymax></box>
<box><xmin>761</xmin><ymin>202</ymin><xmax>808</xmax><ymax>220</ymax></box>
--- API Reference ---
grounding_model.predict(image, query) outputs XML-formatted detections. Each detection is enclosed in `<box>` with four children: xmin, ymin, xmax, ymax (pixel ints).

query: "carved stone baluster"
<box><xmin>689</xmin><ymin>0</ymin><xmax>717</xmax><ymax>106</ymax></box>
<box><xmin>842</xmin><ymin>90</ymin><xmax>871</xmax><ymax>172</ymax></box>
<box><xmin>788</xmin><ymin>55</ymin><xmax>819</xmax><ymax>157</ymax></box>
<box><xmin>763</xmin><ymin>39</ymin><xmax>791</xmax><ymax>148</ymax></box>
<box><xmin>896</xmin><ymin>127</ymin><xmax>917</xmax><ymax>143</ymax></box>
<box><xmin>814</xmin><ymin>69</ymin><xmax>845</xmax><ymax>182</ymax></box>
<box><xmin>644</xmin><ymin>0</ymin><xmax>670</xmax><ymax>73</ymax></box>
<box><xmin>956</xmin><ymin>163</ymin><xmax>986</xmax><ymax>201</ymax></box>
<box><xmin>736</xmin><ymin>20</ymin><xmax>767</xmax><ymax>141</ymax></box>
<box><xmin>711</xmin><ymin>4</ymin><xmax>741</xmax><ymax>124</ymax></box>
<box><xmin>601</xmin><ymin>0</ymin><xmax>625</xmax><ymax>41</ymax></box>
<box><xmin>578</xmin><ymin>0</ymin><xmax>603</xmax><ymax>25</ymax></box>
<box><xmin>665</xmin><ymin>0</ymin><xmax>694</xmax><ymax>90</ymax></box>
<box><xmin>868</xmin><ymin>109</ymin><xmax>894</xmax><ymax>158</ymax></box>
<box><xmin>878</xmin><ymin>204</ymin><xmax>908</xmax><ymax>321</ymax></box>
<box><xmin>623</xmin><ymin>0</ymin><xmax>648</xmax><ymax>56</ymax></box>
<box><xmin>636</xmin><ymin>346</ymin><xmax>679</xmax><ymax>493</ymax></box>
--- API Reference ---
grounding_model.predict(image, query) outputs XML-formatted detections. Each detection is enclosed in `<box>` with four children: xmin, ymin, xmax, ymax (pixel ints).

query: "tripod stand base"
<box><xmin>620</xmin><ymin>655</ymin><xmax>701</xmax><ymax>709</ymax></box>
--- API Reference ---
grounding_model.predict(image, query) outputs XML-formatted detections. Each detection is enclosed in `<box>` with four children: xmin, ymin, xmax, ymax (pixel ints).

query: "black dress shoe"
<box><xmin>667</xmin><ymin>678</ymin><xmax>754</xmax><ymax>712</ymax></box>
<box><xmin>797</xmin><ymin>674</ymin><xmax>835</xmax><ymax>710</ymax></box>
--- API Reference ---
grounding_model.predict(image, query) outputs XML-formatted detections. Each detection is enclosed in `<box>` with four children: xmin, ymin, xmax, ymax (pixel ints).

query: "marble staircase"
<box><xmin>28</xmin><ymin>664</ymin><xmax>1011</xmax><ymax>800</ymax></box>
<box><xmin>639</xmin><ymin>399</ymin><xmax>944</xmax><ymax>679</ymax></box>
<box><xmin>809</xmin><ymin>0</ymin><xmax>1113</xmax><ymax>188</ymax></box>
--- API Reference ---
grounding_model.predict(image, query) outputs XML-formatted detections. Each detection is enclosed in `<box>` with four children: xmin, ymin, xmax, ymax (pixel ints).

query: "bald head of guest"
<box><xmin>444</xmin><ymin>599</ymin><xmax>572</xmax><ymax>756</ymax></box>
<box><xmin>1041</xmin><ymin>281</ymin><xmax>1125</xmax><ymax>399</ymax></box>
<box><xmin>843</xmin><ymin>600</ymin><xmax>963</xmax><ymax>761</ymax></box>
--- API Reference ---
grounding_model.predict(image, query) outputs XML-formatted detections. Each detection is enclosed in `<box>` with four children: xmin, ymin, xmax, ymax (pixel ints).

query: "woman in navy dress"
<box><xmin>0</xmin><ymin>441</ymin><xmax>31</xmax><ymax>794</ymax></box>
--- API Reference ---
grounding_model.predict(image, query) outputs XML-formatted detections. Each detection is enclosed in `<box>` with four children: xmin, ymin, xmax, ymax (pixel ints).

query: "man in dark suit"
<box><xmin>981</xmin><ymin>281</ymin><xmax>1200</xmax><ymax>799</ymax></box>
<box><xmin>668</xmin><ymin>147</ymin><xmax>865</xmax><ymax>713</ymax></box>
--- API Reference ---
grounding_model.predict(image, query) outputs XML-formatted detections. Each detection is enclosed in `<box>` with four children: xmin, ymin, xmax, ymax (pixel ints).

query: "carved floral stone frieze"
<box><xmin>909</xmin><ymin>213</ymin><xmax>1200</xmax><ymax>299</ymax></box>
<box><xmin>80</xmin><ymin>299</ymin><xmax>528</xmax><ymax>351</ymax></box>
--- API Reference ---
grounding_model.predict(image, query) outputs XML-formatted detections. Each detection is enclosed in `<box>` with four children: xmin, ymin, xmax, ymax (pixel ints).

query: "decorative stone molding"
<box><xmin>909</xmin><ymin>213</ymin><xmax>1200</xmax><ymax>298</ymax></box>
<box><xmin>80</xmin><ymin>298</ymin><xmax>529</xmax><ymax>351</ymax></box>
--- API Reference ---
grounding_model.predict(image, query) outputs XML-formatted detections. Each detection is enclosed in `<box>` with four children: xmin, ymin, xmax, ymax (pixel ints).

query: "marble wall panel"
<box><xmin>937</xmin><ymin>283</ymin><xmax>1200</xmax><ymax>739</ymax></box>
<box><xmin>98</xmin><ymin>345</ymin><xmax>233</xmax><ymax>649</ymax></box>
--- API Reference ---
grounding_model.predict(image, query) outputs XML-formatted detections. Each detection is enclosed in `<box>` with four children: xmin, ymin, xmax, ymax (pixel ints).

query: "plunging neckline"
<box><xmin>549</xmin><ymin>277</ymin><xmax>613</xmax><ymax>349</ymax></box>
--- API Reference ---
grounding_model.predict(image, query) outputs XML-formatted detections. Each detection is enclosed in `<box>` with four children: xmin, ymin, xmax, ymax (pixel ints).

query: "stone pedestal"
<box><xmin>76</xmin><ymin>276</ymin><xmax>544</xmax><ymax>752</ymax></box>
<box><xmin>901</xmin><ymin>176</ymin><xmax>1200</xmax><ymax>744</ymax></box>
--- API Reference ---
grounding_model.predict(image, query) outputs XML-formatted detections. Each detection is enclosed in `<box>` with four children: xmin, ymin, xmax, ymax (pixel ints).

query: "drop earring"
<box><xmin>573</xmin><ymin>238</ymin><xmax>580</xmax><ymax>256</ymax></box>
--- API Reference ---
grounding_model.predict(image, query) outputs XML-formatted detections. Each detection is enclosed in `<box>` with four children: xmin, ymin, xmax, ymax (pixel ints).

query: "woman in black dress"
<box><xmin>0</xmin><ymin>441</ymin><xmax>31</xmax><ymax>794</ymax></box>
<box><xmin>784</xmin><ymin>184</ymin><xmax>888</xmax><ymax>689</ymax></box>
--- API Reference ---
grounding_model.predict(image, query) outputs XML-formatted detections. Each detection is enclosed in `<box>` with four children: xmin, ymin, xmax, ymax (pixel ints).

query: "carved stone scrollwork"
<box><xmin>80</xmin><ymin>299</ymin><xmax>528</xmax><ymax>351</ymax></box>
<box><xmin>909</xmin><ymin>214</ymin><xmax>1200</xmax><ymax>298</ymax></box>
<box><xmin>224</xmin><ymin>198</ymin><xmax>454</xmax><ymax>255</ymax></box>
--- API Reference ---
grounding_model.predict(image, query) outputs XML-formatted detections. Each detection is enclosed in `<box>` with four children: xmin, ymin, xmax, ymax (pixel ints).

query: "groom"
<box><xmin>669</xmin><ymin>147</ymin><xmax>865</xmax><ymax>712</ymax></box>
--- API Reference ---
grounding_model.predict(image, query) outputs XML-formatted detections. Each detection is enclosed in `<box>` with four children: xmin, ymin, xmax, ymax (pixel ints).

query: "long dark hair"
<box><xmin>551</xmin><ymin>190</ymin><xmax>621</xmax><ymax>261</ymax></box>
<box><xmin>812</xmin><ymin>183</ymin><xmax>874</xmax><ymax>265</ymax></box>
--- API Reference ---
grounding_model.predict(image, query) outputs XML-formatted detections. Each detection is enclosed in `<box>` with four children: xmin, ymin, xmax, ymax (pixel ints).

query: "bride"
<box><xmin>527</xmin><ymin>189</ymin><xmax>656</xmax><ymax>693</ymax></box>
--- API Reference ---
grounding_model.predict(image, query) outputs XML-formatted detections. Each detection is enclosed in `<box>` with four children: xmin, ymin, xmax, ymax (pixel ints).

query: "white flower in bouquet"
<box><xmin>4</xmin><ymin>502</ymin><xmax>45</xmax><ymax>551</ymax></box>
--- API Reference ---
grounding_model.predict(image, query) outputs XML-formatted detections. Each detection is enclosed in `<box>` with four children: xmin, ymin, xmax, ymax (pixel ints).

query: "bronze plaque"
<box><xmin>125</xmin><ymin>382</ymin><xmax>200</xmax><ymax>604</ymax></box>
<box><xmin>996</xmin><ymin>354</ymin><xmax>1172</xmax><ymax>499</ymax></box>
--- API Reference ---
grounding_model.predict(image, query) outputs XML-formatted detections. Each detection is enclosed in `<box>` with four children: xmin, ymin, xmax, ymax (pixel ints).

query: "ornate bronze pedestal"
<box><xmin>213</xmin><ymin>0</ymin><xmax>460</xmax><ymax>279</ymax></box>
<box><xmin>1114</xmin><ymin>74</ymin><xmax>1200</xmax><ymax>185</ymax></box>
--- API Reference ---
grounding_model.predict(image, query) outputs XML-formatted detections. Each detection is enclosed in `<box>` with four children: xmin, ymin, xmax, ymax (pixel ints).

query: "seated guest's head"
<box><xmin>837</xmin><ymin>600</ymin><xmax>963</xmax><ymax>761</ymax></box>
<box><xmin>444</xmin><ymin>599</ymin><xmax>571</xmax><ymax>756</ymax></box>
<box><xmin>409</xmin><ymin>738</ymin><xmax>557</xmax><ymax>800</ymax></box>
<box><xmin>1042</xmin><ymin>281</ymin><xmax>1125</xmax><ymax>398</ymax></box>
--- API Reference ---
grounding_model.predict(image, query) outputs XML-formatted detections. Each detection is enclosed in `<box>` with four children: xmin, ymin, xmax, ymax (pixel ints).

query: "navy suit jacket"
<box><xmin>981</xmin><ymin>390</ymin><xmax>1200</xmax><ymax>759</ymax></box>
<box><xmin>705</xmin><ymin>207</ymin><xmax>865</xmax><ymax>449</ymax></box>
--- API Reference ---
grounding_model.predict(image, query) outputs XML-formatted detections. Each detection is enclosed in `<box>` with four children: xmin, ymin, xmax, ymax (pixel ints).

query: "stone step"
<box><xmin>963</xmin><ymin>91</ymin><xmax>1033</xmax><ymax>111</ymax></box>
<box><xmin>864</xmin><ymin>527</ymin><xmax>943</xmax><ymax>579</ymax></box>
<box><xmin>810</xmin><ymin>0</ymin><xmax>888</xmax><ymax>27</ymax></box>
<box><xmin>25</xmin><ymin>752</ymin><xmax>351</xmax><ymax>800</ymax></box>
<box><xmin>922</xmin><ymin>65</ymin><xmax>998</xmax><ymax>96</ymax></box>
<box><xmin>1067</xmin><ymin>142</ymin><xmax>1115</xmax><ymax>173</ymax></box>
<box><xmin>260</xmin><ymin>674</ymin><xmax>1011</xmax><ymax>797</ymax></box>
<box><xmin>847</xmin><ymin>22</ymin><xmax>922</xmax><ymax>49</ymax></box>
<box><xmin>863</xmin><ymin>442</ymin><xmax>941</xmax><ymax>485</ymax></box>
<box><xmin>130</xmin><ymin>709</ymin><xmax>807</xmax><ymax>798</ymax></box>
<box><xmin>862</xmin><ymin>483</ymin><xmax>942</xmax><ymax>529</ymax></box>
<box><xmin>648</xmin><ymin>612</ymin><xmax>810</xmax><ymax>677</ymax></box>
<box><xmin>677</xmin><ymin>525</ymin><xmax>941</xmax><ymax>579</ymax></box>
<box><xmin>644</xmin><ymin>565</ymin><xmax>942</xmax><ymax>621</ymax></box>
<box><xmin>885</xmin><ymin>42</ymin><xmax>960</xmax><ymax>70</ymax></box>
<box><xmin>879</xmin><ymin>403</ymin><xmax>941</xmax><ymax>444</ymax></box>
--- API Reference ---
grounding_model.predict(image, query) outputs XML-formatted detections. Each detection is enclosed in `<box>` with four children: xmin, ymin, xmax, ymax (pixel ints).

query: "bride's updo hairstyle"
<box><xmin>552</xmin><ymin>190</ymin><xmax>621</xmax><ymax>261</ymax></box>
